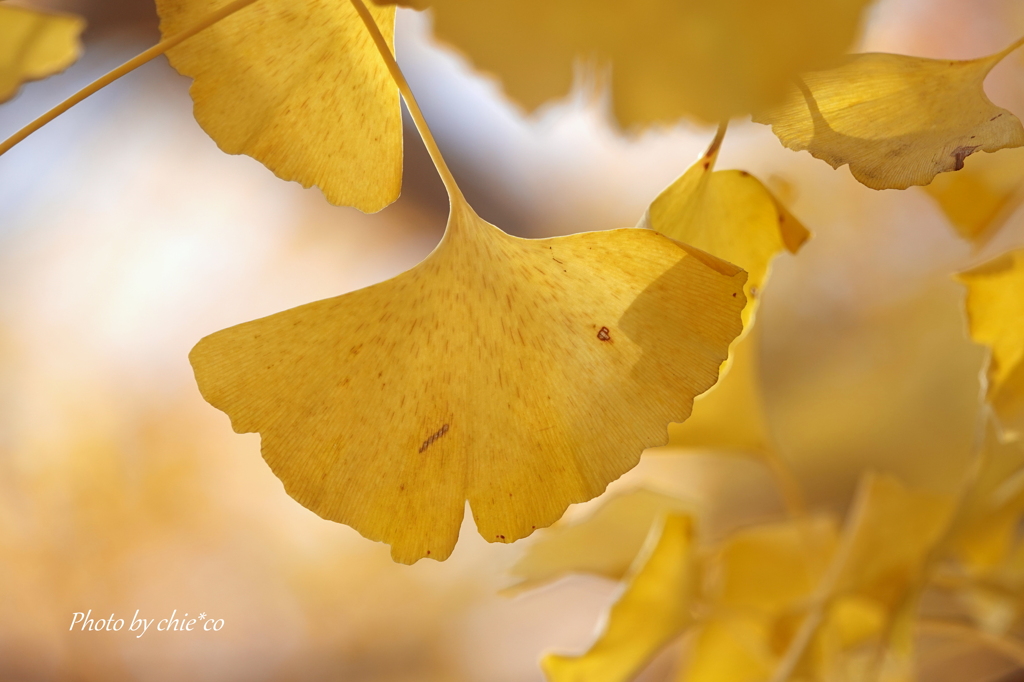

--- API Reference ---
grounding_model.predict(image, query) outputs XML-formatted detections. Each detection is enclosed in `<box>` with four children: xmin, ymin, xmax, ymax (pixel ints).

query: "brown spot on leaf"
<box><xmin>952</xmin><ymin>145</ymin><xmax>980</xmax><ymax>171</ymax></box>
<box><xmin>597</xmin><ymin>326</ymin><xmax>611</xmax><ymax>341</ymax></box>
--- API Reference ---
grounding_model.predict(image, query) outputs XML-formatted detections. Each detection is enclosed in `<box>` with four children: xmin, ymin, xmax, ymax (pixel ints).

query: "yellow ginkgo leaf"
<box><xmin>925</xmin><ymin>147</ymin><xmax>1024</xmax><ymax>244</ymax></box>
<box><xmin>753</xmin><ymin>42</ymin><xmax>1024</xmax><ymax>190</ymax></box>
<box><xmin>640</xmin><ymin>126</ymin><xmax>810</xmax><ymax>332</ymax></box>
<box><xmin>374</xmin><ymin>0</ymin><xmax>873</xmax><ymax>126</ymax></box>
<box><xmin>542</xmin><ymin>513</ymin><xmax>696</xmax><ymax>682</ymax></box>
<box><xmin>0</xmin><ymin>5</ymin><xmax>84</xmax><ymax>104</ymax></box>
<box><xmin>155</xmin><ymin>0</ymin><xmax>401</xmax><ymax>212</ymax></box>
<box><xmin>956</xmin><ymin>249</ymin><xmax>1024</xmax><ymax>440</ymax></box>
<box><xmin>641</xmin><ymin>129</ymin><xmax>808</xmax><ymax>462</ymax></box>
<box><xmin>190</xmin><ymin>201</ymin><xmax>747</xmax><ymax>563</ymax></box>
<box><xmin>509</xmin><ymin>488</ymin><xmax>691</xmax><ymax>590</ymax></box>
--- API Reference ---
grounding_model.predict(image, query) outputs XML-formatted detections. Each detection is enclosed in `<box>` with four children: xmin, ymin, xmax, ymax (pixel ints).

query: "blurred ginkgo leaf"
<box><xmin>754</xmin><ymin>42</ymin><xmax>1024</xmax><ymax>190</ymax></box>
<box><xmin>190</xmin><ymin>200</ymin><xmax>746</xmax><ymax>564</ymax></box>
<box><xmin>925</xmin><ymin>147</ymin><xmax>1024</xmax><ymax>244</ymax></box>
<box><xmin>956</xmin><ymin>249</ymin><xmax>1024</xmax><ymax>440</ymax></box>
<box><xmin>548</xmin><ymin>473</ymin><xmax>953</xmax><ymax>682</ymax></box>
<box><xmin>374</xmin><ymin>0</ymin><xmax>873</xmax><ymax>126</ymax></box>
<box><xmin>155</xmin><ymin>0</ymin><xmax>402</xmax><ymax>212</ymax></box>
<box><xmin>542</xmin><ymin>513</ymin><xmax>696</xmax><ymax>682</ymax></box>
<box><xmin>0</xmin><ymin>4</ymin><xmax>84</xmax><ymax>104</ymax></box>
<box><xmin>950</xmin><ymin>417</ymin><xmax>1024</xmax><ymax>572</ymax></box>
<box><xmin>509</xmin><ymin>488</ymin><xmax>692</xmax><ymax>590</ymax></box>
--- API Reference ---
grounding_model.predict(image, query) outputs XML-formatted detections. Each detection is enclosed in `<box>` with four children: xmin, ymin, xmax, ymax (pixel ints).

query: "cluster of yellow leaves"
<box><xmin>0</xmin><ymin>4</ymin><xmax>84</xmax><ymax>103</ymax></box>
<box><xmin>155</xmin><ymin>0</ymin><xmax>770</xmax><ymax>563</ymax></box>
<box><xmin>9</xmin><ymin>0</ymin><xmax>1021</xmax><ymax>573</ymax></box>
<box><xmin>533</xmin><ymin>475</ymin><xmax>953</xmax><ymax>682</ymax></box>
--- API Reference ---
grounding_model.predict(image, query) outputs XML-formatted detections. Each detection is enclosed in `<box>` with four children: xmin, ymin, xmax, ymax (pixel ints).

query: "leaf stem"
<box><xmin>349</xmin><ymin>0</ymin><xmax>466</xmax><ymax>208</ymax></box>
<box><xmin>0</xmin><ymin>0</ymin><xmax>262</xmax><ymax>158</ymax></box>
<box><xmin>767</xmin><ymin>474</ymin><xmax>874</xmax><ymax>682</ymax></box>
<box><xmin>993</xmin><ymin>34</ymin><xmax>1024</xmax><ymax>63</ymax></box>
<box><xmin>762</xmin><ymin>447</ymin><xmax>809</xmax><ymax>518</ymax></box>
<box><xmin>704</xmin><ymin>121</ymin><xmax>728</xmax><ymax>163</ymax></box>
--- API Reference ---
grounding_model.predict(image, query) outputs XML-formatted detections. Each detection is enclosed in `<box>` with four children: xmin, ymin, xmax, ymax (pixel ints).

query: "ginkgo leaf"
<box><xmin>956</xmin><ymin>249</ymin><xmax>1024</xmax><ymax>440</ymax></box>
<box><xmin>638</xmin><ymin>130</ymin><xmax>808</xmax><ymax>458</ymax></box>
<box><xmin>925</xmin><ymin>147</ymin><xmax>1024</xmax><ymax>244</ymax></box>
<box><xmin>640</xmin><ymin>127</ymin><xmax>810</xmax><ymax>331</ymax></box>
<box><xmin>374</xmin><ymin>0</ymin><xmax>873</xmax><ymax>126</ymax></box>
<box><xmin>190</xmin><ymin>201</ymin><xmax>747</xmax><ymax>563</ymax></box>
<box><xmin>542</xmin><ymin>513</ymin><xmax>696</xmax><ymax>682</ymax></box>
<box><xmin>155</xmin><ymin>0</ymin><xmax>402</xmax><ymax>212</ymax></box>
<box><xmin>509</xmin><ymin>488</ymin><xmax>691</xmax><ymax>590</ymax></box>
<box><xmin>0</xmin><ymin>5</ymin><xmax>84</xmax><ymax>104</ymax></box>
<box><xmin>753</xmin><ymin>42</ymin><xmax>1024</xmax><ymax>190</ymax></box>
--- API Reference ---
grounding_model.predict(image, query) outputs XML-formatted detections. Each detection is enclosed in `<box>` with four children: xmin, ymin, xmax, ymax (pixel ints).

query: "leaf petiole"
<box><xmin>348</xmin><ymin>0</ymin><xmax>468</xmax><ymax>209</ymax></box>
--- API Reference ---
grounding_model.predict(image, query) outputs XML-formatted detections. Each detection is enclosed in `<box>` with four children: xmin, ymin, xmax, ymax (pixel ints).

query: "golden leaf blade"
<box><xmin>956</xmin><ymin>250</ymin><xmax>1024</xmax><ymax>440</ymax></box>
<box><xmin>754</xmin><ymin>46</ymin><xmax>1024</xmax><ymax>190</ymax></box>
<box><xmin>190</xmin><ymin>205</ymin><xmax>746</xmax><ymax>563</ymax></box>
<box><xmin>0</xmin><ymin>5</ymin><xmax>84</xmax><ymax>103</ymax></box>
<box><xmin>509</xmin><ymin>488</ymin><xmax>691</xmax><ymax>590</ymax></box>
<box><xmin>155</xmin><ymin>0</ymin><xmax>401</xmax><ymax>212</ymax></box>
<box><xmin>542</xmin><ymin>514</ymin><xmax>696</xmax><ymax>682</ymax></box>
<box><xmin>374</xmin><ymin>0</ymin><xmax>872</xmax><ymax>126</ymax></box>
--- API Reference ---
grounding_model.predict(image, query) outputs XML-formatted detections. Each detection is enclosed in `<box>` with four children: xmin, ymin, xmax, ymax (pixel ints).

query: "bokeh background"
<box><xmin>2</xmin><ymin>0</ymin><xmax>1024</xmax><ymax>679</ymax></box>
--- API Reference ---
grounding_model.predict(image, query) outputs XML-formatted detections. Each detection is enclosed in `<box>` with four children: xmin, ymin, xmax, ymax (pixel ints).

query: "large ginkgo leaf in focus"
<box><xmin>957</xmin><ymin>249</ymin><xmax>1024</xmax><ymax>440</ymax></box>
<box><xmin>155</xmin><ymin>0</ymin><xmax>401</xmax><ymax>212</ymax></box>
<box><xmin>190</xmin><ymin>202</ymin><xmax>746</xmax><ymax>564</ymax></box>
<box><xmin>0</xmin><ymin>5</ymin><xmax>84</xmax><ymax>103</ymax></box>
<box><xmin>374</xmin><ymin>0</ymin><xmax>873</xmax><ymax>126</ymax></box>
<box><xmin>925</xmin><ymin>147</ymin><xmax>1024</xmax><ymax>244</ymax></box>
<box><xmin>543</xmin><ymin>514</ymin><xmax>696</xmax><ymax>682</ymax></box>
<box><xmin>754</xmin><ymin>43</ymin><xmax>1024</xmax><ymax>190</ymax></box>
